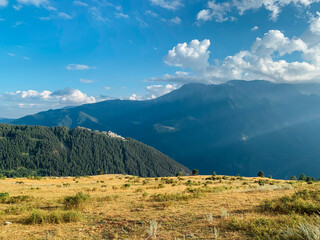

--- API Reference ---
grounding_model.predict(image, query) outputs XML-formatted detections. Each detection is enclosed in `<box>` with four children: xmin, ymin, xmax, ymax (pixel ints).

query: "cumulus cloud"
<box><xmin>156</xmin><ymin>28</ymin><xmax>320</xmax><ymax>83</ymax></box>
<box><xmin>164</xmin><ymin>39</ymin><xmax>211</xmax><ymax>75</ymax></box>
<box><xmin>149</xmin><ymin>0</ymin><xmax>183</xmax><ymax>11</ymax></box>
<box><xmin>1</xmin><ymin>88</ymin><xmax>98</xmax><ymax>117</ymax></box>
<box><xmin>51</xmin><ymin>88</ymin><xmax>96</xmax><ymax>104</ymax></box>
<box><xmin>8</xmin><ymin>90</ymin><xmax>52</xmax><ymax>99</ymax></box>
<box><xmin>5</xmin><ymin>88</ymin><xmax>96</xmax><ymax>105</ymax></box>
<box><xmin>310</xmin><ymin>12</ymin><xmax>320</xmax><ymax>35</ymax></box>
<box><xmin>0</xmin><ymin>0</ymin><xmax>8</xmax><ymax>7</ymax></box>
<box><xmin>197</xmin><ymin>0</ymin><xmax>320</xmax><ymax>23</ymax></box>
<box><xmin>66</xmin><ymin>64</ymin><xmax>94</xmax><ymax>70</ymax></box>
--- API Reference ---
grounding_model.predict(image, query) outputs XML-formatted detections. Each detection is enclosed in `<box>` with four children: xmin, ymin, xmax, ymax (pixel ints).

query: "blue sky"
<box><xmin>1</xmin><ymin>0</ymin><xmax>320</xmax><ymax>118</ymax></box>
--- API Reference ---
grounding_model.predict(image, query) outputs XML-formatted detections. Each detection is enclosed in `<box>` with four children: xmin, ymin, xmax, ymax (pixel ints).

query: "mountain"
<box><xmin>12</xmin><ymin>80</ymin><xmax>320</xmax><ymax>179</ymax></box>
<box><xmin>0</xmin><ymin>118</ymin><xmax>14</xmax><ymax>124</ymax></box>
<box><xmin>0</xmin><ymin>124</ymin><xmax>189</xmax><ymax>177</ymax></box>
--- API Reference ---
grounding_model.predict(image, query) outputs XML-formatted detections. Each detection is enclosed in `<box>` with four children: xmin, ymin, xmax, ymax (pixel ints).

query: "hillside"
<box><xmin>12</xmin><ymin>80</ymin><xmax>320</xmax><ymax>178</ymax></box>
<box><xmin>0</xmin><ymin>174</ymin><xmax>319</xmax><ymax>239</ymax></box>
<box><xmin>0</xmin><ymin>124</ymin><xmax>189</xmax><ymax>177</ymax></box>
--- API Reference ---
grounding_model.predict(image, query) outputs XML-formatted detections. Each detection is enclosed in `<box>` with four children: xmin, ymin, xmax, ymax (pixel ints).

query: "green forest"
<box><xmin>0</xmin><ymin>124</ymin><xmax>189</xmax><ymax>177</ymax></box>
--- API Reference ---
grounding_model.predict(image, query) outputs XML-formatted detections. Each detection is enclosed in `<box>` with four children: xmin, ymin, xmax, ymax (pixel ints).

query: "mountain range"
<box><xmin>12</xmin><ymin>80</ymin><xmax>320</xmax><ymax>179</ymax></box>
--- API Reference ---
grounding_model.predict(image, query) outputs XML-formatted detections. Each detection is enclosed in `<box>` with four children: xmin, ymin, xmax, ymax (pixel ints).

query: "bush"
<box><xmin>260</xmin><ymin>190</ymin><xmax>320</xmax><ymax>215</ymax></box>
<box><xmin>192</xmin><ymin>169</ymin><xmax>199</xmax><ymax>176</ymax></box>
<box><xmin>0</xmin><ymin>192</ymin><xmax>9</xmax><ymax>202</ymax></box>
<box><xmin>25</xmin><ymin>210</ymin><xmax>81</xmax><ymax>224</ymax></box>
<box><xmin>7</xmin><ymin>195</ymin><xmax>33</xmax><ymax>204</ymax></box>
<box><xmin>149</xmin><ymin>191</ymin><xmax>201</xmax><ymax>202</ymax></box>
<box><xmin>63</xmin><ymin>192</ymin><xmax>90</xmax><ymax>210</ymax></box>
<box><xmin>121</xmin><ymin>184</ymin><xmax>131</xmax><ymax>189</ymax></box>
<box><xmin>257</xmin><ymin>171</ymin><xmax>264</xmax><ymax>178</ymax></box>
<box><xmin>283</xmin><ymin>218</ymin><xmax>320</xmax><ymax>240</ymax></box>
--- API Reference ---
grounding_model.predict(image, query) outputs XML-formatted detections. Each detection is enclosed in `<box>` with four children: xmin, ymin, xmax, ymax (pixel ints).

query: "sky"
<box><xmin>1</xmin><ymin>0</ymin><xmax>320</xmax><ymax>118</ymax></box>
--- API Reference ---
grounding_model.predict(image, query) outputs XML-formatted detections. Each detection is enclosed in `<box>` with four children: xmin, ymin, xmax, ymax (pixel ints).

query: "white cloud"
<box><xmin>169</xmin><ymin>16</ymin><xmax>181</xmax><ymax>25</ymax></box>
<box><xmin>197</xmin><ymin>1</ymin><xmax>230</xmax><ymax>22</ymax></box>
<box><xmin>146</xmin><ymin>84</ymin><xmax>179</xmax><ymax>98</ymax></box>
<box><xmin>145</xmin><ymin>10</ymin><xmax>158</xmax><ymax>17</ymax></box>
<box><xmin>103</xmin><ymin>86</ymin><xmax>111</xmax><ymax>90</ymax></box>
<box><xmin>251</xmin><ymin>26</ymin><xmax>259</xmax><ymax>31</ymax></box>
<box><xmin>51</xmin><ymin>88</ymin><xmax>96</xmax><ymax>104</ymax></box>
<box><xmin>17</xmin><ymin>0</ymin><xmax>49</xmax><ymax>7</ymax></box>
<box><xmin>310</xmin><ymin>12</ymin><xmax>320</xmax><ymax>35</ymax></box>
<box><xmin>0</xmin><ymin>0</ymin><xmax>8</xmax><ymax>7</ymax></box>
<box><xmin>8</xmin><ymin>53</ymin><xmax>15</xmax><ymax>57</ymax></box>
<box><xmin>2</xmin><ymin>88</ymin><xmax>97</xmax><ymax>116</ymax></box>
<box><xmin>115</xmin><ymin>12</ymin><xmax>129</xmax><ymax>19</ymax></box>
<box><xmin>149</xmin><ymin>0</ymin><xmax>183</xmax><ymax>11</ymax></box>
<box><xmin>57</xmin><ymin>12</ymin><xmax>72</xmax><ymax>20</ymax></box>
<box><xmin>23</xmin><ymin>56</ymin><xmax>31</xmax><ymax>60</ymax></box>
<box><xmin>164</xmin><ymin>39</ymin><xmax>211</xmax><ymax>75</ymax></box>
<box><xmin>80</xmin><ymin>79</ymin><xmax>95</xmax><ymax>84</ymax></box>
<box><xmin>197</xmin><ymin>0</ymin><xmax>320</xmax><ymax>23</ymax></box>
<box><xmin>128</xmin><ymin>94</ymin><xmax>142</xmax><ymax>101</ymax></box>
<box><xmin>66</xmin><ymin>64</ymin><xmax>94</xmax><ymax>70</ymax></box>
<box><xmin>8</xmin><ymin>88</ymin><xmax>96</xmax><ymax>105</ymax></box>
<box><xmin>158</xmin><ymin>28</ymin><xmax>320</xmax><ymax>83</ymax></box>
<box><xmin>73</xmin><ymin>1</ymin><xmax>88</xmax><ymax>7</ymax></box>
<box><xmin>89</xmin><ymin>7</ymin><xmax>109</xmax><ymax>22</ymax></box>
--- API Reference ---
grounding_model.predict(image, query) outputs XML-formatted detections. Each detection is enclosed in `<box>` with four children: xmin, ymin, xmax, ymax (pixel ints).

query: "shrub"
<box><xmin>192</xmin><ymin>169</ymin><xmax>199</xmax><ymax>176</ymax></box>
<box><xmin>299</xmin><ymin>174</ymin><xmax>307</xmax><ymax>181</ymax></box>
<box><xmin>149</xmin><ymin>191</ymin><xmax>201</xmax><ymax>202</ymax></box>
<box><xmin>0</xmin><ymin>192</ymin><xmax>9</xmax><ymax>202</ymax></box>
<box><xmin>63</xmin><ymin>192</ymin><xmax>90</xmax><ymax>210</ymax></box>
<box><xmin>25</xmin><ymin>210</ymin><xmax>81</xmax><ymax>224</ymax></box>
<box><xmin>121</xmin><ymin>184</ymin><xmax>131</xmax><ymax>189</ymax></box>
<box><xmin>258</xmin><ymin>180</ymin><xmax>265</xmax><ymax>186</ymax></box>
<box><xmin>283</xmin><ymin>218</ymin><xmax>320</xmax><ymax>240</ymax></box>
<box><xmin>257</xmin><ymin>171</ymin><xmax>264</xmax><ymax>178</ymax></box>
<box><xmin>6</xmin><ymin>195</ymin><xmax>33</xmax><ymax>204</ymax></box>
<box><xmin>260</xmin><ymin>189</ymin><xmax>320</xmax><ymax>215</ymax></box>
<box><xmin>225</xmin><ymin>217</ymin><xmax>286</xmax><ymax>239</ymax></box>
<box><xmin>290</xmin><ymin>176</ymin><xmax>297</xmax><ymax>181</ymax></box>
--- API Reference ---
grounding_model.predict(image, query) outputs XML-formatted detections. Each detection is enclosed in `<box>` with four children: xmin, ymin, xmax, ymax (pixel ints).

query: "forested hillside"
<box><xmin>0</xmin><ymin>124</ymin><xmax>189</xmax><ymax>177</ymax></box>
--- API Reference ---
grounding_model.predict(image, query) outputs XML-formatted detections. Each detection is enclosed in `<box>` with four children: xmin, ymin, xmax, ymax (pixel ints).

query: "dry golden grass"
<box><xmin>0</xmin><ymin>174</ymin><xmax>317</xmax><ymax>239</ymax></box>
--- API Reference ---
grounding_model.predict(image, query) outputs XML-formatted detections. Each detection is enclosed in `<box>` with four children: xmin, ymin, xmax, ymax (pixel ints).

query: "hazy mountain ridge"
<box><xmin>12</xmin><ymin>80</ymin><xmax>320</xmax><ymax>178</ymax></box>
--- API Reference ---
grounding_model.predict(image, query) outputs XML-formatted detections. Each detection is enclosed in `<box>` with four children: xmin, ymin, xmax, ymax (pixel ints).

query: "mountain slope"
<box><xmin>0</xmin><ymin>124</ymin><xmax>190</xmax><ymax>177</ymax></box>
<box><xmin>12</xmin><ymin>80</ymin><xmax>320</xmax><ymax>178</ymax></box>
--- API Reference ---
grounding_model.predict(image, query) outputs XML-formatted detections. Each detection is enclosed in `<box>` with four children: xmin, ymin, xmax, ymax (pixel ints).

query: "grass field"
<box><xmin>0</xmin><ymin>174</ymin><xmax>319</xmax><ymax>239</ymax></box>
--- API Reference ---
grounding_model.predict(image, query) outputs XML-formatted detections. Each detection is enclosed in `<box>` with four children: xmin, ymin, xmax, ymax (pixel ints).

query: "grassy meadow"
<box><xmin>0</xmin><ymin>174</ymin><xmax>319</xmax><ymax>239</ymax></box>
